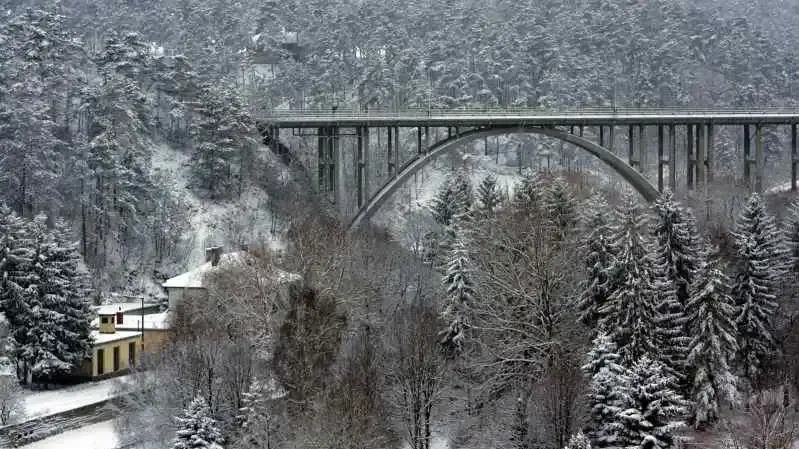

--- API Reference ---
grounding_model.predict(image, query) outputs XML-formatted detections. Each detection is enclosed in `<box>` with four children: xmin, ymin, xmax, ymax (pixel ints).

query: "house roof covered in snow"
<box><xmin>162</xmin><ymin>251</ymin><xmax>301</xmax><ymax>289</ymax></box>
<box><xmin>116</xmin><ymin>312</ymin><xmax>172</xmax><ymax>331</ymax></box>
<box><xmin>91</xmin><ymin>329</ymin><xmax>142</xmax><ymax>345</ymax></box>
<box><xmin>93</xmin><ymin>302</ymin><xmax>158</xmax><ymax>316</ymax></box>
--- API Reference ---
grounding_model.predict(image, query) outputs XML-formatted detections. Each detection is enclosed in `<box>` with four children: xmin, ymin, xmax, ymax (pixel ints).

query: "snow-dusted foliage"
<box><xmin>599</xmin><ymin>195</ymin><xmax>659</xmax><ymax>363</ymax></box>
<box><xmin>475</xmin><ymin>174</ymin><xmax>503</xmax><ymax>218</ymax></box>
<box><xmin>236</xmin><ymin>377</ymin><xmax>273</xmax><ymax>449</ymax></box>
<box><xmin>173</xmin><ymin>396</ymin><xmax>225</xmax><ymax>449</ymax></box>
<box><xmin>785</xmin><ymin>199</ymin><xmax>799</xmax><ymax>274</ymax></box>
<box><xmin>583</xmin><ymin>333</ymin><xmax>629</xmax><ymax>448</ymax></box>
<box><xmin>730</xmin><ymin>194</ymin><xmax>785</xmax><ymax>383</ymax></box>
<box><xmin>577</xmin><ymin>193</ymin><xmax>616</xmax><ymax>329</ymax></box>
<box><xmin>430</xmin><ymin>172</ymin><xmax>473</xmax><ymax>227</ymax></box>
<box><xmin>440</xmin><ymin>231</ymin><xmax>476</xmax><ymax>351</ymax></box>
<box><xmin>543</xmin><ymin>177</ymin><xmax>578</xmax><ymax>236</ymax></box>
<box><xmin>650</xmin><ymin>190</ymin><xmax>703</xmax><ymax>391</ymax></box>
<box><xmin>512</xmin><ymin>172</ymin><xmax>543</xmax><ymax>213</ymax></box>
<box><xmin>564</xmin><ymin>431</ymin><xmax>592</xmax><ymax>449</ymax></box>
<box><xmin>686</xmin><ymin>263</ymin><xmax>739</xmax><ymax>429</ymax></box>
<box><xmin>618</xmin><ymin>356</ymin><xmax>688</xmax><ymax>449</ymax></box>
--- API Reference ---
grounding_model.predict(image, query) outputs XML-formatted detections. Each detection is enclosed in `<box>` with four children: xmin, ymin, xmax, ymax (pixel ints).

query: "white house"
<box><xmin>162</xmin><ymin>246</ymin><xmax>301</xmax><ymax>310</ymax></box>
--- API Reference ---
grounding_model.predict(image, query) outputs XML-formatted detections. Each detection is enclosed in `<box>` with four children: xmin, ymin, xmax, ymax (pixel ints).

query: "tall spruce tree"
<box><xmin>618</xmin><ymin>356</ymin><xmax>689</xmax><ymax>449</ymax></box>
<box><xmin>577</xmin><ymin>193</ymin><xmax>616</xmax><ymax>329</ymax></box>
<box><xmin>730</xmin><ymin>193</ymin><xmax>785</xmax><ymax>384</ymax></box>
<box><xmin>685</xmin><ymin>263</ymin><xmax>738</xmax><ymax>429</ymax></box>
<box><xmin>475</xmin><ymin>174</ymin><xmax>502</xmax><ymax>217</ymax></box>
<box><xmin>564</xmin><ymin>431</ymin><xmax>592</xmax><ymax>449</ymax></box>
<box><xmin>512</xmin><ymin>172</ymin><xmax>542</xmax><ymax>214</ymax></box>
<box><xmin>650</xmin><ymin>191</ymin><xmax>702</xmax><ymax>392</ymax></box>
<box><xmin>543</xmin><ymin>176</ymin><xmax>578</xmax><ymax>238</ymax></box>
<box><xmin>173</xmin><ymin>396</ymin><xmax>225</xmax><ymax>449</ymax></box>
<box><xmin>785</xmin><ymin>199</ymin><xmax>799</xmax><ymax>274</ymax></box>
<box><xmin>583</xmin><ymin>333</ymin><xmax>629</xmax><ymax>449</ymax></box>
<box><xmin>599</xmin><ymin>195</ymin><xmax>659</xmax><ymax>363</ymax></box>
<box><xmin>236</xmin><ymin>377</ymin><xmax>273</xmax><ymax>449</ymax></box>
<box><xmin>440</xmin><ymin>228</ymin><xmax>475</xmax><ymax>352</ymax></box>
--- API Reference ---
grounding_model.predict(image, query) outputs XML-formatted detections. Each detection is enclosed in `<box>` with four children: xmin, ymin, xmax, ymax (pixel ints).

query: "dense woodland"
<box><xmin>2</xmin><ymin>0</ymin><xmax>799</xmax><ymax>448</ymax></box>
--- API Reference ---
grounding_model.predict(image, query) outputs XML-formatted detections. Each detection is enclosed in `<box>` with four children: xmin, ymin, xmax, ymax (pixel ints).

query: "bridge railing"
<box><xmin>260</xmin><ymin>106</ymin><xmax>799</xmax><ymax>118</ymax></box>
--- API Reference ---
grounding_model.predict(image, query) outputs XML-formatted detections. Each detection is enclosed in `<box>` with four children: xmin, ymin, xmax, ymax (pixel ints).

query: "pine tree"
<box><xmin>599</xmin><ymin>195</ymin><xmax>659</xmax><ymax>364</ymax></box>
<box><xmin>618</xmin><ymin>356</ymin><xmax>689</xmax><ymax>449</ymax></box>
<box><xmin>731</xmin><ymin>193</ymin><xmax>785</xmax><ymax>384</ymax></box>
<box><xmin>577</xmin><ymin>193</ymin><xmax>616</xmax><ymax>328</ymax></box>
<box><xmin>237</xmin><ymin>377</ymin><xmax>272</xmax><ymax>449</ymax></box>
<box><xmin>430</xmin><ymin>173</ymin><xmax>472</xmax><ymax>227</ymax></box>
<box><xmin>512</xmin><ymin>172</ymin><xmax>542</xmax><ymax>214</ymax></box>
<box><xmin>476</xmin><ymin>174</ymin><xmax>502</xmax><ymax>217</ymax></box>
<box><xmin>543</xmin><ymin>176</ymin><xmax>578</xmax><ymax>237</ymax></box>
<box><xmin>440</xmin><ymin>230</ymin><xmax>475</xmax><ymax>352</ymax></box>
<box><xmin>650</xmin><ymin>191</ymin><xmax>703</xmax><ymax>390</ymax></box>
<box><xmin>582</xmin><ymin>333</ymin><xmax>629</xmax><ymax>449</ymax></box>
<box><xmin>685</xmin><ymin>263</ymin><xmax>738</xmax><ymax>429</ymax></box>
<box><xmin>785</xmin><ymin>199</ymin><xmax>799</xmax><ymax>274</ymax></box>
<box><xmin>173</xmin><ymin>396</ymin><xmax>225</xmax><ymax>449</ymax></box>
<box><xmin>564</xmin><ymin>431</ymin><xmax>592</xmax><ymax>449</ymax></box>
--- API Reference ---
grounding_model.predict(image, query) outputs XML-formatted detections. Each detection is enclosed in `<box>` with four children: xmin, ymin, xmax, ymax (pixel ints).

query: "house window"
<box><xmin>113</xmin><ymin>346</ymin><xmax>120</xmax><ymax>372</ymax></box>
<box><xmin>97</xmin><ymin>349</ymin><xmax>105</xmax><ymax>375</ymax></box>
<box><xmin>129</xmin><ymin>342</ymin><xmax>136</xmax><ymax>367</ymax></box>
<box><xmin>101</xmin><ymin>316</ymin><xmax>108</xmax><ymax>324</ymax></box>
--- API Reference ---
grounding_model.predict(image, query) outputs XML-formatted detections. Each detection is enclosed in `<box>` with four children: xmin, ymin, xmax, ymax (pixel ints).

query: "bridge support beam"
<box><xmin>755</xmin><ymin>123</ymin><xmax>764</xmax><ymax>192</ymax></box>
<box><xmin>686</xmin><ymin>125</ymin><xmax>695</xmax><ymax>190</ymax></box>
<box><xmin>628</xmin><ymin>126</ymin><xmax>635</xmax><ymax>168</ymax></box>
<box><xmin>707</xmin><ymin>124</ymin><xmax>715</xmax><ymax>184</ymax></box>
<box><xmin>792</xmin><ymin>123</ymin><xmax>798</xmax><ymax>191</ymax></box>
<box><xmin>744</xmin><ymin>124</ymin><xmax>751</xmax><ymax>187</ymax></box>
<box><xmin>356</xmin><ymin>126</ymin><xmax>370</xmax><ymax>208</ymax></box>
<box><xmin>639</xmin><ymin>125</ymin><xmax>646</xmax><ymax>174</ymax></box>
<box><xmin>696</xmin><ymin>124</ymin><xmax>706</xmax><ymax>188</ymax></box>
<box><xmin>657</xmin><ymin>125</ymin><xmax>665</xmax><ymax>191</ymax></box>
<box><xmin>669</xmin><ymin>124</ymin><xmax>677</xmax><ymax>190</ymax></box>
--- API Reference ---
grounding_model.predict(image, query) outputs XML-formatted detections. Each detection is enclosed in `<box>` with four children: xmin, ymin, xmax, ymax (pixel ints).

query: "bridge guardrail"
<box><xmin>260</xmin><ymin>107</ymin><xmax>799</xmax><ymax>118</ymax></box>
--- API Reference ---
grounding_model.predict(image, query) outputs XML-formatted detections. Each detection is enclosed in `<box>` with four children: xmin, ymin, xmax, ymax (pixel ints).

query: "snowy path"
<box><xmin>18</xmin><ymin>419</ymin><xmax>123</xmax><ymax>449</ymax></box>
<box><xmin>23</xmin><ymin>373</ymin><xmax>140</xmax><ymax>420</ymax></box>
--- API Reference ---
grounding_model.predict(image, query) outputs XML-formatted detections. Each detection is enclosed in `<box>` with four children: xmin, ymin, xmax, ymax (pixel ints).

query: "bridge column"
<box><xmin>686</xmin><ymin>125</ymin><xmax>695</xmax><ymax>190</ymax></box>
<box><xmin>639</xmin><ymin>125</ymin><xmax>646</xmax><ymax>174</ymax></box>
<box><xmin>271</xmin><ymin>126</ymin><xmax>280</xmax><ymax>155</ymax></box>
<box><xmin>696</xmin><ymin>123</ymin><xmax>706</xmax><ymax>187</ymax></box>
<box><xmin>707</xmin><ymin>124</ymin><xmax>715</xmax><ymax>183</ymax></box>
<box><xmin>599</xmin><ymin>126</ymin><xmax>605</xmax><ymax>148</ymax></box>
<box><xmin>792</xmin><ymin>123</ymin><xmax>798</xmax><ymax>191</ymax></box>
<box><xmin>332</xmin><ymin>126</ymin><xmax>343</xmax><ymax>206</ymax></box>
<box><xmin>743</xmin><ymin>124</ymin><xmax>751</xmax><ymax>187</ymax></box>
<box><xmin>657</xmin><ymin>125</ymin><xmax>665</xmax><ymax>192</ymax></box>
<box><xmin>628</xmin><ymin>126</ymin><xmax>636</xmax><ymax>168</ymax></box>
<box><xmin>356</xmin><ymin>126</ymin><xmax>370</xmax><ymax>208</ymax></box>
<box><xmin>579</xmin><ymin>125</ymin><xmax>584</xmax><ymax>137</ymax></box>
<box><xmin>387</xmin><ymin>127</ymin><xmax>395</xmax><ymax>177</ymax></box>
<box><xmin>318</xmin><ymin>127</ymin><xmax>329</xmax><ymax>192</ymax></box>
<box><xmin>669</xmin><ymin>124</ymin><xmax>677</xmax><ymax>190</ymax></box>
<box><xmin>417</xmin><ymin>127</ymin><xmax>423</xmax><ymax>154</ymax></box>
<box><xmin>425</xmin><ymin>126</ymin><xmax>430</xmax><ymax>154</ymax></box>
<box><xmin>755</xmin><ymin>123</ymin><xmax>764</xmax><ymax>192</ymax></box>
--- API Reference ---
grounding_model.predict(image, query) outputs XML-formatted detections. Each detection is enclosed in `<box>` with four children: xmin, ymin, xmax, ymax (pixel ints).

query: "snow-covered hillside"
<box><xmin>150</xmin><ymin>142</ymin><xmax>287</xmax><ymax>270</ymax></box>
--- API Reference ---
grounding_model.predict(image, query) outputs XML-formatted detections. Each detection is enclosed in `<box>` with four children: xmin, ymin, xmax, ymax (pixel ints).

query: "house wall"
<box><xmin>89</xmin><ymin>336</ymin><xmax>142</xmax><ymax>378</ymax></box>
<box><xmin>141</xmin><ymin>329</ymin><xmax>171</xmax><ymax>352</ymax></box>
<box><xmin>166</xmin><ymin>287</ymin><xmax>206</xmax><ymax>310</ymax></box>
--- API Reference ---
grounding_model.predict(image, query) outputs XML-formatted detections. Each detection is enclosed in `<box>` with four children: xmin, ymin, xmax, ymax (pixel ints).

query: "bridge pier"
<box><xmin>628</xmin><ymin>126</ymin><xmax>635</xmax><ymax>168</ymax></box>
<box><xmin>657</xmin><ymin>125</ymin><xmax>665</xmax><ymax>191</ymax></box>
<box><xmin>755</xmin><ymin>123</ymin><xmax>764</xmax><ymax>192</ymax></box>
<box><xmin>356</xmin><ymin>126</ymin><xmax>370</xmax><ymax>208</ymax></box>
<box><xmin>792</xmin><ymin>123</ymin><xmax>798</xmax><ymax>191</ymax></box>
<box><xmin>696</xmin><ymin>124</ymin><xmax>706</xmax><ymax>187</ymax></box>
<box><xmin>743</xmin><ymin>124</ymin><xmax>752</xmax><ymax>188</ymax></box>
<box><xmin>707</xmin><ymin>124</ymin><xmax>715</xmax><ymax>184</ymax></box>
<box><xmin>669</xmin><ymin>124</ymin><xmax>677</xmax><ymax>190</ymax></box>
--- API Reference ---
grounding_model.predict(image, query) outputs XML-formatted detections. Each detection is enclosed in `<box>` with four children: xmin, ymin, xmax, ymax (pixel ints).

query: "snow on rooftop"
<box><xmin>116</xmin><ymin>312</ymin><xmax>172</xmax><ymax>331</ymax></box>
<box><xmin>162</xmin><ymin>251</ymin><xmax>300</xmax><ymax>289</ymax></box>
<box><xmin>93</xmin><ymin>302</ymin><xmax>157</xmax><ymax>315</ymax></box>
<box><xmin>91</xmin><ymin>330</ymin><xmax>142</xmax><ymax>345</ymax></box>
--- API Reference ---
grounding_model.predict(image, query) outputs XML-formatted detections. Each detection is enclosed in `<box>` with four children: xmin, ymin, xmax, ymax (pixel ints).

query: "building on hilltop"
<box><xmin>162</xmin><ymin>246</ymin><xmax>301</xmax><ymax>311</ymax></box>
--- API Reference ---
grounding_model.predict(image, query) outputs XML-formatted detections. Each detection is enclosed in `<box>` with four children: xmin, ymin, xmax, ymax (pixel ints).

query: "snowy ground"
<box><xmin>18</xmin><ymin>419</ymin><xmax>129</xmax><ymax>449</ymax></box>
<box><xmin>150</xmin><ymin>142</ymin><xmax>286</xmax><ymax>269</ymax></box>
<box><xmin>23</xmin><ymin>373</ymin><xmax>140</xmax><ymax>420</ymax></box>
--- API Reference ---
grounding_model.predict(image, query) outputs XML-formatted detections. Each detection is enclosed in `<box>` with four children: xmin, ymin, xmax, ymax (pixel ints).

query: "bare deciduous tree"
<box><xmin>0</xmin><ymin>376</ymin><xmax>24</xmax><ymax>425</ymax></box>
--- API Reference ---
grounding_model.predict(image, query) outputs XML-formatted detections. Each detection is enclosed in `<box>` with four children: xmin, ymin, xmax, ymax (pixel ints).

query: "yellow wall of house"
<box><xmin>141</xmin><ymin>330</ymin><xmax>170</xmax><ymax>353</ymax></box>
<box><xmin>90</xmin><ymin>336</ymin><xmax>142</xmax><ymax>378</ymax></box>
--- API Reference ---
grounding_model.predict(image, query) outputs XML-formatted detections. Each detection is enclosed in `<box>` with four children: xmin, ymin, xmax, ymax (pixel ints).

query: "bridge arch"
<box><xmin>349</xmin><ymin>125</ymin><xmax>660</xmax><ymax>231</ymax></box>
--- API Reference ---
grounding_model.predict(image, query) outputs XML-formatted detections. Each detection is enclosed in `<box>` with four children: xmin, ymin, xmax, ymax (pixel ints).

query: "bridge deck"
<box><xmin>260</xmin><ymin>108</ymin><xmax>799</xmax><ymax>127</ymax></box>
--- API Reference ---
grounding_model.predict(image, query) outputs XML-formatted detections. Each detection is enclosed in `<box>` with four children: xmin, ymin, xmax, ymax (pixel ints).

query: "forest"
<box><xmin>2</xmin><ymin>0</ymin><xmax>799</xmax><ymax>448</ymax></box>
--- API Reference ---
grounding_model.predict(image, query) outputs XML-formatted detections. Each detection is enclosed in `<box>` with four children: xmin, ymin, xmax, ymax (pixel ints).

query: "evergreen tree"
<box><xmin>650</xmin><ymin>190</ymin><xmax>703</xmax><ymax>389</ymax></box>
<box><xmin>173</xmin><ymin>396</ymin><xmax>225</xmax><ymax>449</ymax></box>
<box><xmin>543</xmin><ymin>176</ymin><xmax>578</xmax><ymax>237</ymax></box>
<box><xmin>785</xmin><ymin>199</ymin><xmax>799</xmax><ymax>274</ymax></box>
<box><xmin>685</xmin><ymin>263</ymin><xmax>738</xmax><ymax>429</ymax></box>
<box><xmin>512</xmin><ymin>172</ymin><xmax>542</xmax><ymax>214</ymax></box>
<box><xmin>564</xmin><ymin>431</ymin><xmax>592</xmax><ymax>449</ymax></box>
<box><xmin>236</xmin><ymin>377</ymin><xmax>273</xmax><ymax>449</ymax></box>
<box><xmin>730</xmin><ymin>193</ymin><xmax>785</xmax><ymax>383</ymax></box>
<box><xmin>440</xmin><ymin>230</ymin><xmax>475</xmax><ymax>352</ymax></box>
<box><xmin>599</xmin><ymin>195</ymin><xmax>659</xmax><ymax>363</ymax></box>
<box><xmin>582</xmin><ymin>333</ymin><xmax>629</xmax><ymax>449</ymax></box>
<box><xmin>476</xmin><ymin>174</ymin><xmax>502</xmax><ymax>217</ymax></box>
<box><xmin>430</xmin><ymin>172</ymin><xmax>472</xmax><ymax>227</ymax></box>
<box><xmin>618</xmin><ymin>356</ymin><xmax>689</xmax><ymax>449</ymax></box>
<box><xmin>577</xmin><ymin>193</ymin><xmax>616</xmax><ymax>328</ymax></box>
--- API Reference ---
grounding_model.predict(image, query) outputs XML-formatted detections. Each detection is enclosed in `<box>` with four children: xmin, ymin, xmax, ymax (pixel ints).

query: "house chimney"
<box><xmin>211</xmin><ymin>246</ymin><xmax>223</xmax><ymax>267</ymax></box>
<box><xmin>116</xmin><ymin>308</ymin><xmax>123</xmax><ymax>325</ymax></box>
